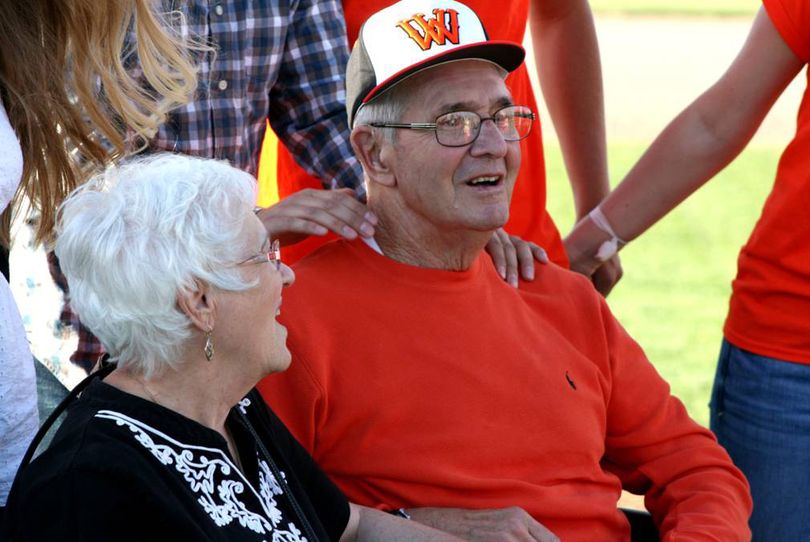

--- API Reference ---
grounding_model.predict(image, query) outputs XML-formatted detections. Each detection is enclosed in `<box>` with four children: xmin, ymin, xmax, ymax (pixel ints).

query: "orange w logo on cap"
<box><xmin>396</xmin><ymin>9</ymin><xmax>460</xmax><ymax>51</ymax></box>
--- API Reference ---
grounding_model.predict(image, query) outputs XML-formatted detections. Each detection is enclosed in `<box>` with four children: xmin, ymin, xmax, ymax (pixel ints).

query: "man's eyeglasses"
<box><xmin>369</xmin><ymin>105</ymin><xmax>535</xmax><ymax>148</ymax></box>
<box><xmin>237</xmin><ymin>239</ymin><xmax>281</xmax><ymax>270</ymax></box>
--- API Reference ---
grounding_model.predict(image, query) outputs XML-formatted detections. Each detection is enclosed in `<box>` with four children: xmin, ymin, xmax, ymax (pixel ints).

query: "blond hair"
<box><xmin>0</xmin><ymin>0</ymin><xmax>199</xmax><ymax>246</ymax></box>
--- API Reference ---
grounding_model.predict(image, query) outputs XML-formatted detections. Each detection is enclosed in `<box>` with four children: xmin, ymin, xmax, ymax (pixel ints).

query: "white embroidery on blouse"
<box><xmin>96</xmin><ymin>409</ymin><xmax>307</xmax><ymax>541</ymax></box>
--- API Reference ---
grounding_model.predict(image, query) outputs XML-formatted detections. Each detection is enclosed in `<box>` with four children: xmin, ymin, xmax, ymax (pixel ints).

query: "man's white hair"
<box><xmin>55</xmin><ymin>153</ymin><xmax>257</xmax><ymax>377</ymax></box>
<box><xmin>353</xmin><ymin>85</ymin><xmax>408</xmax><ymax>142</ymax></box>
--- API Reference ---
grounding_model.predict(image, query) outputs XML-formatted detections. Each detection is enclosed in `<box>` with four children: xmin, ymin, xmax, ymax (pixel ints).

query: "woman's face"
<box><xmin>213</xmin><ymin>215</ymin><xmax>295</xmax><ymax>377</ymax></box>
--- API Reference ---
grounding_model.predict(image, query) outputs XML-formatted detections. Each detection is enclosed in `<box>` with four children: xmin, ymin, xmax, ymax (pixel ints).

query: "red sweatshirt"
<box><xmin>259</xmin><ymin>239</ymin><xmax>751</xmax><ymax>541</ymax></box>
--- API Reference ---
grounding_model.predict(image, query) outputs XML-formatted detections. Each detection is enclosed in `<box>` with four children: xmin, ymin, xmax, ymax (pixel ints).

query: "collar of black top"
<box><xmin>346</xmin><ymin>0</ymin><xmax>525</xmax><ymax>127</ymax></box>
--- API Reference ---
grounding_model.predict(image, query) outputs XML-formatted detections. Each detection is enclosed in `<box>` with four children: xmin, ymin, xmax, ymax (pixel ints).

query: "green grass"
<box><xmin>544</xmin><ymin>142</ymin><xmax>779</xmax><ymax>426</ymax></box>
<box><xmin>591</xmin><ymin>0</ymin><xmax>757</xmax><ymax>17</ymax></box>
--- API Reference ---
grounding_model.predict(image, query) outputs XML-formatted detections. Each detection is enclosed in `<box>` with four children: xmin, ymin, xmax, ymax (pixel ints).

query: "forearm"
<box><xmin>566</xmin><ymin>6</ymin><xmax>804</xmax><ymax>271</ymax></box>
<box><xmin>601</xmin><ymin>99</ymin><xmax>752</xmax><ymax>241</ymax></box>
<box><xmin>531</xmin><ymin>0</ymin><xmax>609</xmax><ymax>220</ymax></box>
<box><xmin>270</xmin><ymin>0</ymin><xmax>363</xmax><ymax>195</ymax></box>
<box><xmin>565</xmin><ymin>89</ymin><xmax>759</xmax><ymax>275</ymax></box>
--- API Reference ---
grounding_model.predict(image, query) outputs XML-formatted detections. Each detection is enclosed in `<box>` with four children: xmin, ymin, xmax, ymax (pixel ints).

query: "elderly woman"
<box><xmin>4</xmin><ymin>154</ymin><xmax>458</xmax><ymax>542</ymax></box>
<box><xmin>0</xmin><ymin>0</ymin><xmax>197</xmax><ymax>505</ymax></box>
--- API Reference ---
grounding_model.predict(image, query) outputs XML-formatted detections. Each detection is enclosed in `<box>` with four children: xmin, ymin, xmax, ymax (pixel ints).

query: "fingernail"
<box><xmin>498</xmin><ymin>265</ymin><xmax>506</xmax><ymax>279</ymax></box>
<box><xmin>509</xmin><ymin>275</ymin><xmax>518</xmax><ymax>288</ymax></box>
<box><xmin>314</xmin><ymin>225</ymin><xmax>328</xmax><ymax>235</ymax></box>
<box><xmin>365</xmin><ymin>212</ymin><xmax>378</xmax><ymax>225</ymax></box>
<box><xmin>341</xmin><ymin>226</ymin><xmax>358</xmax><ymax>239</ymax></box>
<box><xmin>523</xmin><ymin>266</ymin><xmax>534</xmax><ymax>280</ymax></box>
<box><xmin>360</xmin><ymin>223</ymin><xmax>375</xmax><ymax>236</ymax></box>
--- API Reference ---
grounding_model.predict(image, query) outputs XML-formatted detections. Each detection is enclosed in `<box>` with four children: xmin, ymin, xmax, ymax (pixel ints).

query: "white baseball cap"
<box><xmin>346</xmin><ymin>0</ymin><xmax>525</xmax><ymax>126</ymax></box>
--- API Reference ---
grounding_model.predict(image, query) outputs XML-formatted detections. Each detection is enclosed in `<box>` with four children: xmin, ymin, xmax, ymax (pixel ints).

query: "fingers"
<box><xmin>562</xmin><ymin>226</ymin><xmax>605</xmax><ymax>278</ymax></box>
<box><xmin>486</xmin><ymin>230</ymin><xmax>551</xmax><ymax>288</ymax></box>
<box><xmin>563</xmin><ymin>229</ymin><xmax>624</xmax><ymax>296</ymax></box>
<box><xmin>493</xmin><ymin>229</ymin><xmax>521</xmax><ymax>288</ymax></box>
<box><xmin>513</xmin><ymin>236</ymin><xmax>535</xmax><ymax>282</ymax></box>
<box><xmin>531</xmin><ymin>244</ymin><xmax>549</xmax><ymax>265</ymax></box>
<box><xmin>502</xmin><ymin>237</ymin><xmax>519</xmax><ymax>288</ymax></box>
<box><xmin>257</xmin><ymin>188</ymin><xmax>377</xmax><ymax>246</ymax></box>
<box><xmin>294</xmin><ymin>188</ymin><xmax>376</xmax><ymax>239</ymax></box>
<box><xmin>510</xmin><ymin>234</ymin><xmax>549</xmax><ymax>281</ymax></box>
<box><xmin>485</xmin><ymin>230</ymin><xmax>509</xmax><ymax>282</ymax></box>
<box><xmin>325</xmin><ymin>188</ymin><xmax>378</xmax><ymax>238</ymax></box>
<box><xmin>591</xmin><ymin>255</ymin><xmax>624</xmax><ymax>297</ymax></box>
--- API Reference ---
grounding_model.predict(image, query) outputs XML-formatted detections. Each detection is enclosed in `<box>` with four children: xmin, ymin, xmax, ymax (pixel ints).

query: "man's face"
<box><xmin>383</xmin><ymin>60</ymin><xmax>521</xmax><ymax>234</ymax></box>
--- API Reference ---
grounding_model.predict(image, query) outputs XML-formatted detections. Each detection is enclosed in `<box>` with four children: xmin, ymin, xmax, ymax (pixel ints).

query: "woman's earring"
<box><xmin>204</xmin><ymin>329</ymin><xmax>214</xmax><ymax>361</ymax></box>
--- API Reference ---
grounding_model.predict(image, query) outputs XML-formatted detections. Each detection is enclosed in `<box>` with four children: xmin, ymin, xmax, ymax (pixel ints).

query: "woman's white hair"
<box><xmin>55</xmin><ymin>153</ymin><xmax>258</xmax><ymax>377</ymax></box>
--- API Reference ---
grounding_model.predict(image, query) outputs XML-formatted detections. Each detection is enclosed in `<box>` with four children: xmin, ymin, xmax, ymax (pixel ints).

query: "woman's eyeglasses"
<box><xmin>237</xmin><ymin>239</ymin><xmax>281</xmax><ymax>270</ymax></box>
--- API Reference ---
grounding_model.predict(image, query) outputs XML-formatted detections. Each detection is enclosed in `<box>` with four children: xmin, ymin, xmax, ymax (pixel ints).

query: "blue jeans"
<box><xmin>710</xmin><ymin>339</ymin><xmax>810</xmax><ymax>541</ymax></box>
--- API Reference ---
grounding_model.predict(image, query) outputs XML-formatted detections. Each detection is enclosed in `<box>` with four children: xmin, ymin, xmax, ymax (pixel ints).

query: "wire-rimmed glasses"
<box><xmin>369</xmin><ymin>104</ymin><xmax>535</xmax><ymax>147</ymax></box>
<box><xmin>237</xmin><ymin>239</ymin><xmax>281</xmax><ymax>270</ymax></box>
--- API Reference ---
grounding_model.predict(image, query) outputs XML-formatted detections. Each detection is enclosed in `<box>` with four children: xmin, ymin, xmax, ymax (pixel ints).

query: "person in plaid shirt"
<box><xmin>57</xmin><ymin>0</ymin><xmax>547</xmax><ymax>371</ymax></box>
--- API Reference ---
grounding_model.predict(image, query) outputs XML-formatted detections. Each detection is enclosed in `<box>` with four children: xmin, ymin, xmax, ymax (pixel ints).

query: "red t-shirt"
<box><xmin>724</xmin><ymin>0</ymin><xmax>810</xmax><ymax>364</ymax></box>
<box><xmin>275</xmin><ymin>0</ymin><xmax>567</xmax><ymax>266</ymax></box>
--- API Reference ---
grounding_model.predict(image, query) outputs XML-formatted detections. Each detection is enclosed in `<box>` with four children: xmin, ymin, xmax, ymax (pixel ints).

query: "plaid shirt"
<box><xmin>148</xmin><ymin>0</ymin><xmax>362</xmax><ymax>187</ymax></box>
<box><xmin>64</xmin><ymin>0</ymin><xmax>363</xmax><ymax>370</ymax></box>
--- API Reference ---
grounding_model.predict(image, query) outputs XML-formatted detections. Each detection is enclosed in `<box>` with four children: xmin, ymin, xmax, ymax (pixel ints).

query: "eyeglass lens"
<box><xmin>435</xmin><ymin>106</ymin><xmax>532</xmax><ymax>147</ymax></box>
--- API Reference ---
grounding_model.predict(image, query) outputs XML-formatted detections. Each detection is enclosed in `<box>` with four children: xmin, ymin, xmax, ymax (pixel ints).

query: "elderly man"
<box><xmin>258</xmin><ymin>1</ymin><xmax>752</xmax><ymax>540</ymax></box>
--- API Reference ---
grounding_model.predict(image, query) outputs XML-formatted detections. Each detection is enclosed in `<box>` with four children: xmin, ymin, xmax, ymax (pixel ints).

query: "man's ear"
<box><xmin>176</xmin><ymin>279</ymin><xmax>215</xmax><ymax>332</ymax></box>
<box><xmin>351</xmin><ymin>126</ymin><xmax>396</xmax><ymax>187</ymax></box>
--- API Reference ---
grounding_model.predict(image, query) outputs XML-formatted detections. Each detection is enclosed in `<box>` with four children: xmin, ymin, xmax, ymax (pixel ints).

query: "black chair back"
<box><xmin>622</xmin><ymin>508</ymin><xmax>659</xmax><ymax>542</ymax></box>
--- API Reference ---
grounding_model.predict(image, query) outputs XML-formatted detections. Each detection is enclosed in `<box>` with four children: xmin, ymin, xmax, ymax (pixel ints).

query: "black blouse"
<box><xmin>6</xmin><ymin>380</ymin><xmax>349</xmax><ymax>541</ymax></box>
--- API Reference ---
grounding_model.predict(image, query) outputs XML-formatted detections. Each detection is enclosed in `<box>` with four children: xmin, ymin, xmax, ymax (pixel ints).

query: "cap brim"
<box><xmin>361</xmin><ymin>41</ymin><xmax>525</xmax><ymax>105</ymax></box>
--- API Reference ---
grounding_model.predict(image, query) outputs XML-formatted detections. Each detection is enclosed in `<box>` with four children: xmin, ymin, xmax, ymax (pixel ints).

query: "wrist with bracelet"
<box><xmin>588</xmin><ymin>206</ymin><xmax>626</xmax><ymax>262</ymax></box>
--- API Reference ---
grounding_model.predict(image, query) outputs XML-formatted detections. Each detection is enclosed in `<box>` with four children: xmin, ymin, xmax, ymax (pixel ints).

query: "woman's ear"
<box><xmin>350</xmin><ymin>126</ymin><xmax>396</xmax><ymax>187</ymax></box>
<box><xmin>176</xmin><ymin>279</ymin><xmax>215</xmax><ymax>332</ymax></box>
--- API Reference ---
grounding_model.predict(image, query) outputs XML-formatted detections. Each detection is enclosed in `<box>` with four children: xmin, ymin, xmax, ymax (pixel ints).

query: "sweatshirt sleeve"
<box><xmin>598</xmin><ymin>298</ymin><xmax>752</xmax><ymax>541</ymax></box>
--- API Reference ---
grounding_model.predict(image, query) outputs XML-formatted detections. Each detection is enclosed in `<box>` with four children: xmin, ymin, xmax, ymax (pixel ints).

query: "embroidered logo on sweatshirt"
<box><xmin>565</xmin><ymin>370</ymin><xmax>577</xmax><ymax>390</ymax></box>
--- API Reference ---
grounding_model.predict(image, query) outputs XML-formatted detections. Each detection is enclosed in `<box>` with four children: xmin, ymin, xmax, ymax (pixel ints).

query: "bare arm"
<box><xmin>530</xmin><ymin>0</ymin><xmax>621</xmax><ymax>294</ymax></box>
<box><xmin>565</xmin><ymin>7</ymin><xmax>804</xmax><ymax>277</ymax></box>
<box><xmin>531</xmin><ymin>0</ymin><xmax>609</xmax><ymax>221</ymax></box>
